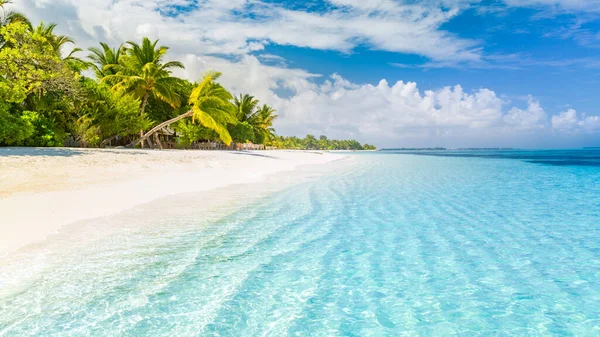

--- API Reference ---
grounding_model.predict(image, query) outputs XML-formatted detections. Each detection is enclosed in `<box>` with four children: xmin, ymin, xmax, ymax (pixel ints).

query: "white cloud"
<box><xmin>13</xmin><ymin>0</ymin><xmax>481</xmax><ymax>62</ymax></box>
<box><xmin>173</xmin><ymin>54</ymin><xmax>320</xmax><ymax>107</ymax></box>
<box><xmin>174</xmin><ymin>57</ymin><xmax>595</xmax><ymax>147</ymax></box>
<box><xmin>503</xmin><ymin>96</ymin><xmax>547</xmax><ymax>130</ymax></box>
<box><xmin>271</xmin><ymin>75</ymin><xmax>552</xmax><ymax>146</ymax></box>
<box><xmin>552</xmin><ymin>109</ymin><xmax>600</xmax><ymax>133</ymax></box>
<box><xmin>503</xmin><ymin>0</ymin><xmax>600</xmax><ymax>12</ymax></box>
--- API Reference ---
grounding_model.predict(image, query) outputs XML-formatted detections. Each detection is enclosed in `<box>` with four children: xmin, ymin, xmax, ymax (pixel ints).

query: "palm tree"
<box><xmin>255</xmin><ymin>104</ymin><xmax>278</xmax><ymax>143</ymax></box>
<box><xmin>233</xmin><ymin>94</ymin><xmax>260</xmax><ymax>122</ymax></box>
<box><xmin>87</xmin><ymin>42</ymin><xmax>124</xmax><ymax>78</ymax></box>
<box><xmin>103</xmin><ymin>37</ymin><xmax>184</xmax><ymax>146</ymax></box>
<box><xmin>188</xmin><ymin>72</ymin><xmax>236</xmax><ymax>145</ymax></box>
<box><xmin>129</xmin><ymin>72</ymin><xmax>236</xmax><ymax>148</ymax></box>
<box><xmin>304</xmin><ymin>134</ymin><xmax>317</xmax><ymax>149</ymax></box>
<box><xmin>30</xmin><ymin>22</ymin><xmax>86</xmax><ymax>71</ymax></box>
<box><xmin>232</xmin><ymin>94</ymin><xmax>277</xmax><ymax>144</ymax></box>
<box><xmin>33</xmin><ymin>22</ymin><xmax>79</xmax><ymax>56</ymax></box>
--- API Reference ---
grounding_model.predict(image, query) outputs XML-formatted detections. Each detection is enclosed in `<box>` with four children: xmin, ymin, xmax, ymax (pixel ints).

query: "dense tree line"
<box><xmin>272</xmin><ymin>135</ymin><xmax>377</xmax><ymax>151</ymax></box>
<box><xmin>0</xmin><ymin>2</ymin><xmax>375</xmax><ymax>150</ymax></box>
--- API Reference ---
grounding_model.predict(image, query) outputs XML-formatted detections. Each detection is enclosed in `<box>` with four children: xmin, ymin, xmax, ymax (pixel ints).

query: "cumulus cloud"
<box><xmin>175</xmin><ymin>57</ymin><xmax>593</xmax><ymax>147</ymax></box>
<box><xmin>271</xmin><ymin>75</ymin><xmax>553</xmax><ymax>146</ymax></box>
<box><xmin>503</xmin><ymin>96</ymin><xmax>547</xmax><ymax>130</ymax></box>
<box><xmin>552</xmin><ymin>109</ymin><xmax>600</xmax><ymax>133</ymax></box>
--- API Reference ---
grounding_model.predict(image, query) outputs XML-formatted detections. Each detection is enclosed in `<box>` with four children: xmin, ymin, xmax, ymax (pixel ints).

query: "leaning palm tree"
<box><xmin>129</xmin><ymin>72</ymin><xmax>236</xmax><ymax>148</ymax></box>
<box><xmin>87</xmin><ymin>42</ymin><xmax>124</xmax><ymax>78</ymax></box>
<box><xmin>103</xmin><ymin>37</ymin><xmax>184</xmax><ymax>146</ymax></box>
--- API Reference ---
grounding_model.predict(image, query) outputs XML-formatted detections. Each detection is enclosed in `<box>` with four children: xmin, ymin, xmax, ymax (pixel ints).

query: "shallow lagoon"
<box><xmin>1</xmin><ymin>150</ymin><xmax>599</xmax><ymax>336</ymax></box>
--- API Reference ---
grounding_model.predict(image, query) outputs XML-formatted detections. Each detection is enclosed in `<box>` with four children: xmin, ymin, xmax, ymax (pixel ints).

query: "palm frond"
<box><xmin>161</xmin><ymin>60</ymin><xmax>185</xmax><ymax>70</ymax></box>
<box><xmin>192</xmin><ymin>106</ymin><xmax>232</xmax><ymax>145</ymax></box>
<box><xmin>2</xmin><ymin>10</ymin><xmax>30</xmax><ymax>28</ymax></box>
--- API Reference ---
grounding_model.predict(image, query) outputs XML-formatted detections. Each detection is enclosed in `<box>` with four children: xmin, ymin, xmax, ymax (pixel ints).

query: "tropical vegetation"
<box><xmin>0</xmin><ymin>5</ymin><xmax>376</xmax><ymax>150</ymax></box>
<box><xmin>271</xmin><ymin>135</ymin><xmax>376</xmax><ymax>150</ymax></box>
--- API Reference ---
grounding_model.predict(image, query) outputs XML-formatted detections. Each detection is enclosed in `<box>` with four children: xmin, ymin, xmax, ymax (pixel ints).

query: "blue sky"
<box><xmin>257</xmin><ymin>0</ymin><xmax>599</xmax><ymax>111</ymax></box>
<box><xmin>14</xmin><ymin>0</ymin><xmax>600</xmax><ymax>147</ymax></box>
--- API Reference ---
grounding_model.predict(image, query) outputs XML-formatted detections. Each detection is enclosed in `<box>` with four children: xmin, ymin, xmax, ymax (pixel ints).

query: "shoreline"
<box><xmin>0</xmin><ymin>148</ymin><xmax>345</xmax><ymax>256</ymax></box>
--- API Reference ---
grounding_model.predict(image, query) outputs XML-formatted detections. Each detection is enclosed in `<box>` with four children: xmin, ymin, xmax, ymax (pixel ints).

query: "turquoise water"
<box><xmin>1</xmin><ymin>150</ymin><xmax>600</xmax><ymax>336</ymax></box>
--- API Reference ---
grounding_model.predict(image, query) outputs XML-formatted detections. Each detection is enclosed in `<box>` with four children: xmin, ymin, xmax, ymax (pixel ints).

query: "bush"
<box><xmin>173</xmin><ymin>120</ymin><xmax>219</xmax><ymax>148</ymax></box>
<box><xmin>21</xmin><ymin>111</ymin><xmax>67</xmax><ymax>147</ymax></box>
<box><xmin>0</xmin><ymin>103</ymin><xmax>34</xmax><ymax>145</ymax></box>
<box><xmin>227</xmin><ymin>122</ymin><xmax>255</xmax><ymax>143</ymax></box>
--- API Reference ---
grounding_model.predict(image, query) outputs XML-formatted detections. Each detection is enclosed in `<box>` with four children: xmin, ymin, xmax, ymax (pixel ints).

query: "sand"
<box><xmin>0</xmin><ymin>148</ymin><xmax>343</xmax><ymax>256</ymax></box>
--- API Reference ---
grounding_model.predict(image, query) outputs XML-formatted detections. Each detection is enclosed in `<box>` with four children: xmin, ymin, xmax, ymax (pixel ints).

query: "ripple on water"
<box><xmin>1</xmin><ymin>152</ymin><xmax>600</xmax><ymax>336</ymax></box>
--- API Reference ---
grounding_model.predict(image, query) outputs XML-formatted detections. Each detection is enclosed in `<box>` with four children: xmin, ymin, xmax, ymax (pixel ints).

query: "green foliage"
<box><xmin>0</xmin><ymin>13</ymin><xmax>375</xmax><ymax>150</ymax></box>
<box><xmin>363</xmin><ymin>144</ymin><xmax>377</xmax><ymax>150</ymax></box>
<box><xmin>228</xmin><ymin>122</ymin><xmax>255</xmax><ymax>143</ymax></box>
<box><xmin>0</xmin><ymin>22</ymin><xmax>81</xmax><ymax>146</ymax></box>
<box><xmin>269</xmin><ymin>134</ymin><xmax>375</xmax><ymax>150</ymax></box>
<box><xmin>103</xmin><ymin>38</ymin><xmax>185</xmax><ymax>113</ymax></box>
<box><xmin>145</xmin><ymin>79</ymin><xmax>193</xmax><ymax>123</ymax></box>
<box><xmin>173</xmin><ymin>120</ymin><xmax>218</xmax><ymax>148</ymax></box>
<box><xmin>0</xmin><ymin>22</ymin><xmax>64</xmax><ymax>102</ymax></box>
<box><xmin>20</xmin><ymin>111</ymin><xmax>67</xmax><ymax>147</ymax></box>
<box><xmin>0</xmin><ymin>102</ymin><xmax>34</xmax><ymax>144</ymax></box>
<box><xmin>233</xmin><ymin>94</ymin><xmax>259</xmax><ymax>122</ymax></box>
<box><xmin>0</xmin><ymin>1</ymin><xmax>31</xmax><ymax>48</ymax></box>
<box><xmin>188</xmin><ymin>72</ymin><xmax>236</xmax><ymax>145</ymax></box>
<box><xmin>304</xmin><ymin>134</ymin><xmax>317</xmax><ymax>149</ymax></box>
<box><xmin>232</xmin><ymin>95</ymin><xmax>278</xmax><ymax>144</ymax></box>
<box><xmin>254</xmin><ymin>104</ymin><xmax>278</xmax><ymax>144</ymax></box>
<box><xmin>87</xmin><ymin>42</ymin><xmax>123</xmax><ymax>78</ymax></box>
<box><xmin>32</xmin><ymin>22</ymin><xmax>72</xmax><ymax>54</ymax></box>
<box><xmin>75</xmin><ymin>79</ymin><xmax>150</xmax><ymax>146</ymax></box>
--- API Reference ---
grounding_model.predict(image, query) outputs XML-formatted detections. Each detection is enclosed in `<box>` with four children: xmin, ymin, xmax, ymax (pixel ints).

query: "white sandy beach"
<box><xmin>0</xmin><ymin>148</ymin><xmax>343</xmax><ymax>256</ymax></box>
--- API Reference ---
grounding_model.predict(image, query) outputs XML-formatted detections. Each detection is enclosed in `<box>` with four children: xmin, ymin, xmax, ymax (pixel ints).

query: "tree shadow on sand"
<box><xmin>0</xmin><ymin>147</ymin><xmax>149</xmax><ymax>158</ymax></box>
<box><xmin>228</xmin><ymin>151</ymin><xmax>280</xmax><ymax>160</ymax></box>
<box><xmin>0</xmin><ymin>147</ymin><xmax>88</xmax><ymax>158</ymax></box>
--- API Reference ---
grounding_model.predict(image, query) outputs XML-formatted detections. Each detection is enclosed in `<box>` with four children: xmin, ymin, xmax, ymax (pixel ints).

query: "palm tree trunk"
<box><xmin>127</xmin><ymin>110</ymin><xmax>193</xmax><ymax>148</ymax></box>
<box><xmin>139</xmin><ymin>92</ymin><xmax>150</xmax><ymax>148</ymax></box>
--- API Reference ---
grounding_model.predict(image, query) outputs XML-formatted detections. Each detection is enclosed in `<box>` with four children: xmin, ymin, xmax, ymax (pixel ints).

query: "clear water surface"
<box><xmin>1</xmin><ymin>150</ymin><xmax>600</xmax><ymax>336</ymax></box>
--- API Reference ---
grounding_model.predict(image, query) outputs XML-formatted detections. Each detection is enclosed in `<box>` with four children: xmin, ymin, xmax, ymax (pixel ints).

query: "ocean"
<box><xmin>1</xmin><ymin>150</ymin><xmax>600</xmax><ymax>336</ymax></box>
